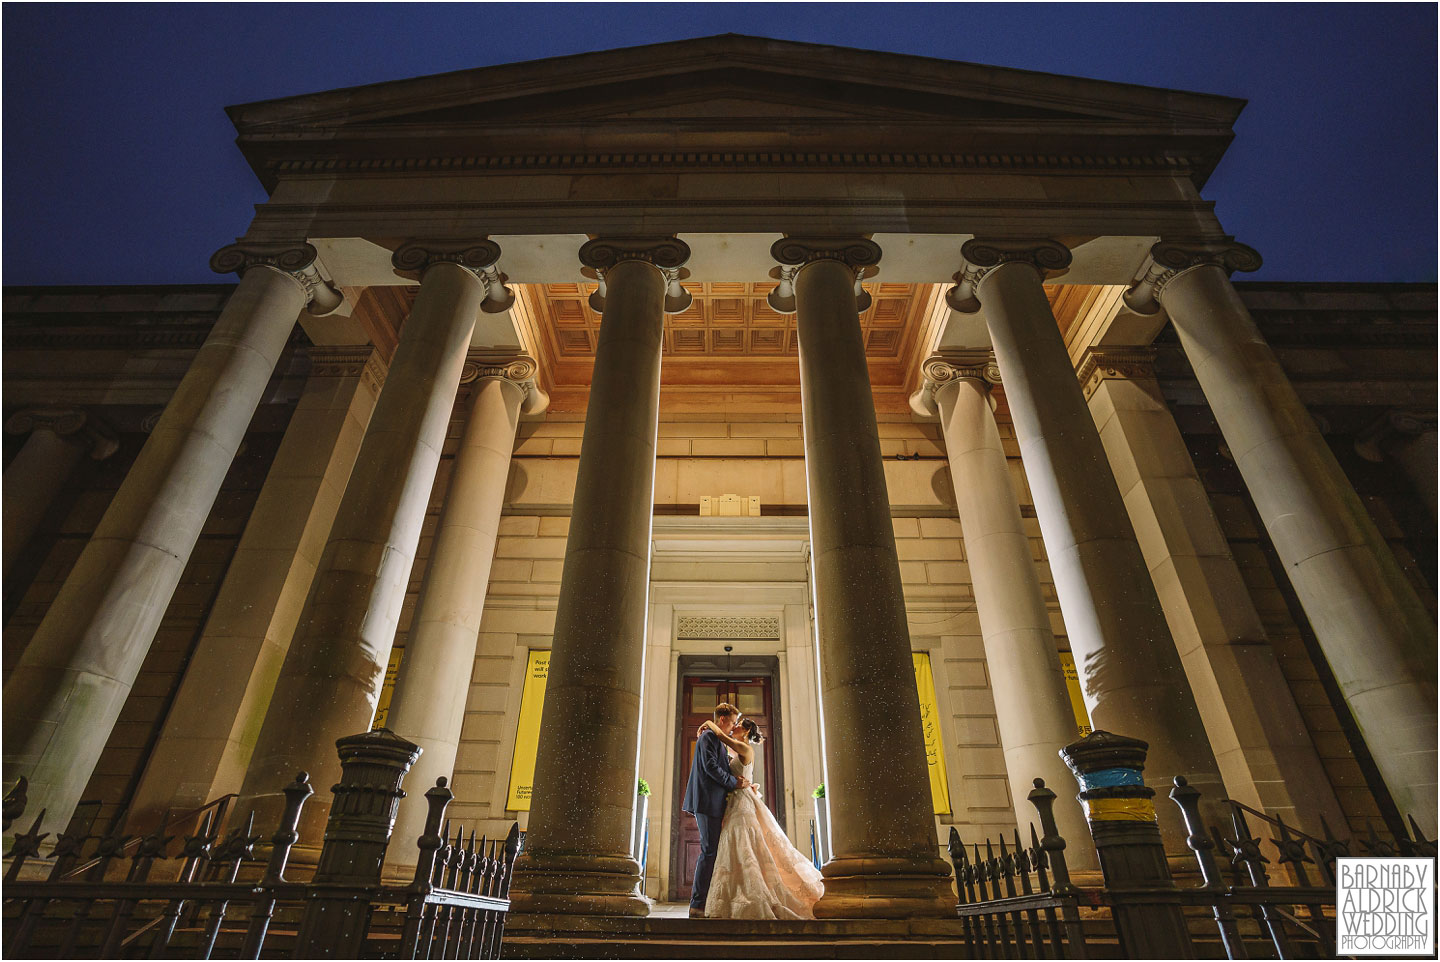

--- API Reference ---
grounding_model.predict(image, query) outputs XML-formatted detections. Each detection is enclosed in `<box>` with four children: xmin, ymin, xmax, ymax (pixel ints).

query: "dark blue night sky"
<box><xmin>3</xmin><ymin>3</ymin><xmax>1435</xmax><ymax>285</ymax></box>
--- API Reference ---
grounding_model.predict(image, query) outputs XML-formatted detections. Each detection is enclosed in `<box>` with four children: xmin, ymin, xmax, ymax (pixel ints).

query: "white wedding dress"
<box><xmin>704</xmin><ymin>753</ymin><xmax>825</xmax><ymax>919</ymax></box>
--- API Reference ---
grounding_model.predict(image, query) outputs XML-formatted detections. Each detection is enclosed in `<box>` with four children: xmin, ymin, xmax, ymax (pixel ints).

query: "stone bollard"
<box><xmin>1061</xmin><ymin>730</ymin><xmax>1194</xmax><ymax>959</ymax></box>
<box><xmin>295</xmin><ymin>729</ymin><xmax>421</xmax><ymax>958</ymax></box>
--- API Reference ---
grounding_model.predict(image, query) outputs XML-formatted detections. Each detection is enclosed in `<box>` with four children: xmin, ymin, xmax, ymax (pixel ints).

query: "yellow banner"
<box><xmin>1058</xmin><ymin>651</ymin><xmax>1093</xmax><ymax>737</ymax></box>
<box><xmin>506</xmin><ymin>650</ymin><xmax>551</xmax><ymax>811</ymax></box>
<box><xmin>911</xmin><ymin>652</ymin><xmax>951</xmax><ymax>815</ymax></box>
<box><xmin>371</xmin><ymin>646</ymin><xmax>404</xmax><ymax>730</ymax></box>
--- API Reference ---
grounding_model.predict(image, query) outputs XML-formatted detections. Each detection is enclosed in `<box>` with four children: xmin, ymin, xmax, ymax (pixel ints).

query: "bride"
<box><xmin>697</xmin><ymin>717</ymin><xmax>825</xmax><ymax>919</ymax></box>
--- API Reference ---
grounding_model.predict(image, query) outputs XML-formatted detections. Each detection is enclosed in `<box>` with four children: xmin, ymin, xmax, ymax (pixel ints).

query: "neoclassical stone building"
<box><xmin>3</xmin><ymin>36</ymin><xmax>1435</xmax><ymax>914</ymax></box>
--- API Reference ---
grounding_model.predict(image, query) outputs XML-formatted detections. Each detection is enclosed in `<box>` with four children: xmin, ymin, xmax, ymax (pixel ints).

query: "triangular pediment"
<box><xmin>227</xmin><ymin>35</ymin><xmax>1244</xmax><ymax>190</ymax></box>
<box><xmin>231</xmin><ymin>34</ymin><xmax>1242</xmax><ymax>132</ymax></box>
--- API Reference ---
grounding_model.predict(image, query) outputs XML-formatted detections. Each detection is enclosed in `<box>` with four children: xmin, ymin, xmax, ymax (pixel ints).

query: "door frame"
<box><xmin>668</xmin><ymin>653</ymin><xmax>785</xmax><ymax>901</ymax></box>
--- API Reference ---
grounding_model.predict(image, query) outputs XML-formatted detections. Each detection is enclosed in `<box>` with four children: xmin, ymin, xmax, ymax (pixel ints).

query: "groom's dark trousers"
<box><xmin>681</xmin><ymin>729</ymin><xmax>737</xmax><ymax>913</ymax></box>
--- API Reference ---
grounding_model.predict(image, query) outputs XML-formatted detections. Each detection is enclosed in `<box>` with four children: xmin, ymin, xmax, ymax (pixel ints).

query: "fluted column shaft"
<box><xmin>1137</xmin><ymin>248</ymin><xmax>1438</xmax><ymax>831</ymax></box>
<box><xmin>385</xmin><ymin>364</ymin><xmax>540</xmax><ymax>868</ymax></box>
<box><xmin>240</xmin><ymin>255</ymin><xmax>494</xmax><ymax>849</ymax></box>
<box><xmin>955</xmin><ymin>240</ymin><xmax>1227</xmax><ymax>846</ymax></box>
<box><xmin>3</xmin><ymin>255</ymin><xmax>327</xmax><ymax>837</ymax></box>
<box><xmin>928</xmin><ymin>369</ymin><xmax>1092</xmax><ymax>860</ymax></box>
<box><xmin>511</xmin><ymin>239</ymin><xmax>688</xmax><ymax>917</ymax></box>
<box><xmin>776</xmin><ymin>239</ymin><xmax>951</xmax><ymax>918</ymax></box>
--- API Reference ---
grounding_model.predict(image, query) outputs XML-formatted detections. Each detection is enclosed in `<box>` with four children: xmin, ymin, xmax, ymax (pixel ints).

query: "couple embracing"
<box><xmin>681</xmin><ymin>701</ymin><xmax>824</xmax><ymax>919</ymax></box>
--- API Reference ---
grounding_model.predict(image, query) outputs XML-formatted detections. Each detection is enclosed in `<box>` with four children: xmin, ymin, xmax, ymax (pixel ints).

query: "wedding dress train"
<box><xmin>704</xmin><ymin>755</ymin><xmax>825</xmax><ymax>919</ymax></box>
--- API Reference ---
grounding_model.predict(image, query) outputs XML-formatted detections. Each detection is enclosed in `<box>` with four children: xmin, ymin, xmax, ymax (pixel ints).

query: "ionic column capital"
<box><xmin>1123</xmin><ymin>239</ymin><xmax>1263</xmax><ymax>315</ymax></box>
<box><xmin>578</xmin><ymin>236</ymin><xmax>693</xmax><ymax>315</ymax></box>
<box><xmin>909</xmin><ymin>352</ymin><xmax>1001</xmax><ymax>417</ymax></box>
<box><xmin>5</xmin><ymin>407</ymin><xmax>118</xmax><ymax>460</ymax></box>
<box><xmin>391</xmin><ymin>240</ymin><xmax>515</xmax><ymax>313</ymax></box>
<box><xmin>1076</xmin><ymin>347</ymin><xmax>1158</xmax><ymax>401</ymax></box>
<box><xmin>946</xmin><ymin>238</ymin><xmax>1072</xmax><ymax>314</ymax></box>
<box><xmin>460</xmin><ymin>352</ymin><xmax>550</xmax><ymax>415</ymax></box>
<box><xmin>1355</xmin><ymin>409</ymin><xmax>1439</xmax><ymax>462</ymax></box>
<box><xmin>210</xmin><ymin>242</ymin><xmax>344</xmax><ymax>315</ymax></box>
<box><xmin>766</xmin><ymin>236</ymin><xmax>881</xmax><ymax>314</ymax></box>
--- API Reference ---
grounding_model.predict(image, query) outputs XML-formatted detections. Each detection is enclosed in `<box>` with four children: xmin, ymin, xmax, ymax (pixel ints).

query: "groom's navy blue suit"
<box><xmin>681</xmin><ymin>728</ymin><xmax>738</xmax><ymax>912</ymax></box>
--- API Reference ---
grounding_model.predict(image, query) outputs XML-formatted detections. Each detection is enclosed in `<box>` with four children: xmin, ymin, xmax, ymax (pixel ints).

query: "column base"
<box><xmin>508</xmin><ymin>852</ymin><xmax>650</xmax><ymax>917</ymax></box>
<box><xmin>813</xmin><ymin>855</ymin><xmax>955</xmax><ymax>919</ymax></box>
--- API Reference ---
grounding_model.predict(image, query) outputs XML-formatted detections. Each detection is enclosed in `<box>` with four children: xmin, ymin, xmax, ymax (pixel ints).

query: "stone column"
<box><xmin>949</xmin><ymin>238</ymin><xmax>1227</xmax><ymax>846</ymax></box>
<box><xmin>1356</xmin><ymin>410</ymin><xmax>1438</xmax><ymax>523</ymax></box>
<box><xmin>1127</xmin><ymin>240</ymin><xmax>1438</xmax><ymax>832</ymax></box>
<box><xmin>384</xmin><ymin>356</ymin><xmax>547</xmax><ymax>868</ymax></box>
<box><xmin>1079</xmin><ymin>347</ymin><xmax>1346</xmax><ymax>831</ymax></box>
<box><xmin>912</xmin><ymin>354</ymin><xmax>1093</xmax><ymax>860</ymax></box>
<box><xmin>2</xmin><ymin>243</ymin><xmax>340</xmax><ymax>839</ymax></box>
<box><xmin>239</xmin><ymin>242</ymin><xmax>513</xmax><ymax>850</ymax></box>
<box><xmin>509</xmin><ymin>236</ymin><xmax>690</xmax><ymax>918</ymax></box>
<box><xmin>3</xmin><ymin>409</ymin><xmax>118</xmax><ymax>575</ymax></box>
<box><xmin>127</xmin><ymin>348</ymin><xmax>384</xmax><ymax>830</ymax></box>
<box><xmin>769</xmin><ymin>237</ymin><xmax>952</xmax><ymax>918</ymax></box>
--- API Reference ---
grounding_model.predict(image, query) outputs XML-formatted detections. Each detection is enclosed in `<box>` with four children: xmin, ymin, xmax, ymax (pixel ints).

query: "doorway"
<box><xmin>670</xmin><ymin>655</ymin><xmax>784</xmax><ymax>902</ymax></box>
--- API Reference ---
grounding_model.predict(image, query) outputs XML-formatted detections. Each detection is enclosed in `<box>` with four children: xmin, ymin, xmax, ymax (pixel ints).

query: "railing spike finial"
<box><xmin>1406</xmin><ymin>815</ymin><xmax>1437</xmax><ymax>858</ymax></box>
<box><xmin>4</xmin><ymin>809</ymin><xmax>49</xmax><ymax>882</ymax></box>
<box><xmin>3</xmin><ymin>776</ymin><xmax>30</xmax><ymax>832</ymax></box>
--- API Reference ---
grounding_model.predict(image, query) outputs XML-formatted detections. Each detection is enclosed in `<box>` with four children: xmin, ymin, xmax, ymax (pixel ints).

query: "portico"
<box><xmin>3</xmin><ymin>35</ymin><xmax>1431</xmax><ymax>928</ymax></box>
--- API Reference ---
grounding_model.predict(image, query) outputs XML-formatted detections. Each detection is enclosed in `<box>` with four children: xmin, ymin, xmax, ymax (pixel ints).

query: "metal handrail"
<box><xmin>57</xmin><ymin>793</ymin><xmax>237</xmax><ymax>880</ymax></box>
<box><xmin>1223</xmin><ymin>798</ymin><xmax>1336</xmax><ymax>848</ymax></box>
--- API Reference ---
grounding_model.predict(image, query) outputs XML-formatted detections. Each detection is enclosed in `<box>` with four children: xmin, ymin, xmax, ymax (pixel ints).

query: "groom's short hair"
<box><xmin>714</xmin><ymin>702</ymin><xmax>739</xmax><ymax>721</ymax></box>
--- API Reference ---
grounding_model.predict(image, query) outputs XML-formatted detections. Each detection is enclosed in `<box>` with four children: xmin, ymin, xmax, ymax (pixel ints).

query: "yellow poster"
<box><xmin>506</xmin><ymin>650</ymin><xmax>551</xmax><ymax>811</ymax></box>
<box><xmin>371</xmin><ymin>647</ymin><xmax>404</xmax><ymax>730</ymax></box>
<box><xmin>911</xmin><ymin>652</ymin><xmax>951</xmax><ymax>815</ymax></box>
<box><xmin>1058</xmin><ymin>651</ymin><xmax>1093</xmax><ymax>737</ymax></box>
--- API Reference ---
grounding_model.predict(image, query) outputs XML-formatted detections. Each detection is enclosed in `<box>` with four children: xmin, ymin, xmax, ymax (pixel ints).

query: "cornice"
<box><xmin>1076</xmin><ymin>347</ymin><xmax>1158</xmax><ymax>400</ymax></box>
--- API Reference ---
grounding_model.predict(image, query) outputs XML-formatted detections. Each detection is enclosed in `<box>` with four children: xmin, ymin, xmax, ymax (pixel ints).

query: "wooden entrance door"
<box><xmin>674</xmin><ymin>675</ymin><xmax>778</xmax><ymax>903</ymax></box>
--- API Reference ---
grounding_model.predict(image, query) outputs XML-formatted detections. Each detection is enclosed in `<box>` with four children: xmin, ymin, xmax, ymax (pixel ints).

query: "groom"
<box><xmin>681</xmin><ymin>701</ymin><xmax>751</xmax><ymax>918</ymax></box>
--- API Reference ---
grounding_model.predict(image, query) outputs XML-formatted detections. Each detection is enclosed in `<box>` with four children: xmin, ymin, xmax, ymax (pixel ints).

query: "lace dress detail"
<box><xmin>704</xmin><ymin>755</ymin><xmax>825</xmax><ymax>919</ymax></box>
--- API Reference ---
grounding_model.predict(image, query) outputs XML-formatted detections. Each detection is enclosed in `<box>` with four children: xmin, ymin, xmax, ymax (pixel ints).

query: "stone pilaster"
<box><xmin>1127</xmin><ymin>239</ymin><xmax>1438</xmax><ymax>832</ymax></box>
<box><xmin>912</xmin><ymin>354</ymin><xmax>1093</xmax><ymax>864</ymax></box>
<box><xmin>509</xmin><ymin>237</ymin><xmax>689</xmax><ymax>917</ymax></box>
<box><xmin>238</xmin><ymin>240</ymin><xmax>512</xmax><ymax>855</ymax></box>
<box><xmin>128</xmin><ymin>347</ymin><xmax>385</xmax><ymax>831</ymax></box>
<box><xmin>953</xmin><ymin>237</ymin><xmax>1227</xmax><ymax>848</ymax></box>
<box><xmin>1077</xmin><ymin>345</ymin><xmax>1347</xmax><ymax>833</ymax></box>
<box><xmin>3</xmin><ymin>408</ymin><xmax>118</xmax><ymax>575</ymax></box>
<box><xmin>384</xmin><ymin>354</ymin><xmax>547</xmax><ymax>872</ymax></box>
<box><xmin>773</xmin><ymin>236</ymin><xmax>953</xmax><ymax>918</ymax></box>
<box><xmin>2</xmin><ymin>243</ymin><xmax>338</xmax><ymax>841</ymax></box>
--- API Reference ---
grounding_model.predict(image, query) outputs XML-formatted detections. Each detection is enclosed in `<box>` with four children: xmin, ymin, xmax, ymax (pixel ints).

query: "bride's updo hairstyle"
<box><xmin>740</xmin><ymin>718</ymin><xmax>764</xmax><ymax>744</ymax></box>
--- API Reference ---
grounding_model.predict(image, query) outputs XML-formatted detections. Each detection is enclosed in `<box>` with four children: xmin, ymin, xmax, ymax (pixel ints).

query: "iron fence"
<box><xmin>2</xmin><ymin>730</ymin><xmax>521</xmax><ymax>960</ymax></box>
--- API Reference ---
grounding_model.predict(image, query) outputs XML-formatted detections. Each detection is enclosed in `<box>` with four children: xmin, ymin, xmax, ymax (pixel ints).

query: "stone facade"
<box><xmin>2</xmin><ymin>36</ymin><xmax>1434</xmax><ymax>914</ymax></box>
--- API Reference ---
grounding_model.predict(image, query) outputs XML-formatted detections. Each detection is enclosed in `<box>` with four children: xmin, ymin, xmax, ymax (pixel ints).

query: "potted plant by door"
<box><xmin>812</xmin><ymin>783</ymin><xmax>831</xmax><ymax>864</ymax></box>
<box><xmin>633</xmin><ymin>778</ymin><xmax>651</xmax><ymax>865</ymax></box>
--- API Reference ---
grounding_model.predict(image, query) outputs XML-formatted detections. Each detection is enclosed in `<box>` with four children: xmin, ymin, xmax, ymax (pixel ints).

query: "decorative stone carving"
<box><xmin>946</xmin><ymin>238</ymin><xmax>1072</xmax><ymax>314</ymax></box>
<box><xmin>1355</xmin><ymin>409</ymin><xmax>1438</xmax><ymax>463</ymax></box>
<box><xmin>391</xmin><ymin>241</ymin><xmax>514</xmax><ymax>313</ymax></box>
<box><xmin>308</xmin><ymin>346</ymin><xmax>387</xmax><ymax>394</ymax></box>
<box><xmin>460</xmin><ymin>353</ymin><xmax>549</xmax><ymax>415</ymax></box>
<box><xmin>578</xmin><ymin>236</ymin><xmax>693</xmax><ymax>315</ymax></box>
<box><xmin>676</xmin><ymin>615</ymin><xmax>782</xmax><ymax>640</ymax></box>
<box><xmin>1076</xmin><ymin>347</ymin><xmax>1158</xmax><ymax>400</ymax></box>
<box><xmin>766</xmin><ymin>236</ymin><xmax>882</xmax><ymax>314</ymax></box>
<box><xmin>909</xmin><ymin>352</ymin><xmax>1000</xmax><ymax>417</ymax></box>
<box><xmin>1123</xmin><ymin>239</ymin><xmax>1263</xmax><ymax>315</ymax></box>
<box><xmin>6</xmin><ymin>407</ymin><xmax>118</xmax><ymax>460</ymax></box>
<box><xmin>210</xmin><ymin>242</ymin><xmax>344</xmax><ymax>315</ymax></box>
